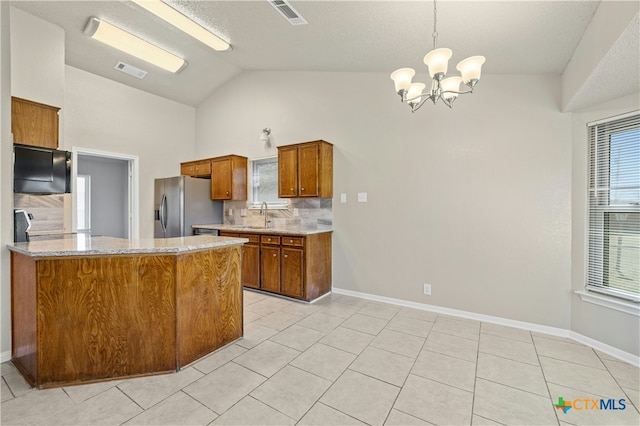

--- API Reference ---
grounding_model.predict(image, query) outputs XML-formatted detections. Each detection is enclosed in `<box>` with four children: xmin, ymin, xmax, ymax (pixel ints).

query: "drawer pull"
<box><xmin>289</xmin><ymin>239</ymin><xmax>294</xmax><ymax>243</ymax></box>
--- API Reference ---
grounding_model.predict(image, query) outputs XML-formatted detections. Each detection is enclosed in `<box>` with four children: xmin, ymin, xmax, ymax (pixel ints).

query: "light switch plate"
<box><xmin>340</xmin><ymin>193</ymin><xmax>347</xmax><ymax>203</ymax></box>
<box><xmin>357</xmin><ymin>192</ymin><xmax>367</xmax><ymax>202</ymax></box>
<box><xmin>240</xmin><ymin>208</ymin><xmax>247</xmax><ymax>217</ymax></box>
<box><xmin>293</xmin><ymin>208</ymin><xmax>299</xmax><ymax>216</ymax></box>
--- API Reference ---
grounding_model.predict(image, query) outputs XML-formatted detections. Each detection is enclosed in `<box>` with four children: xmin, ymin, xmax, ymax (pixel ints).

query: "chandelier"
<box><xmin>390</xmin><ymin>0</ymin><xmax>485</xmax><ymax>112</ymax></box>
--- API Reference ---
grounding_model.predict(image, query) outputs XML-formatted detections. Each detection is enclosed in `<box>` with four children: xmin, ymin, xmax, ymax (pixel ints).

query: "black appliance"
<box><xmin>14</xmin><ymin>144</ymin><xmax>71</xmax><ymax>194</ymax></box>
<box><xmin>14</xmin><ymin>209</ymin><xmax>32</xmax><ymax>242</ymax></box>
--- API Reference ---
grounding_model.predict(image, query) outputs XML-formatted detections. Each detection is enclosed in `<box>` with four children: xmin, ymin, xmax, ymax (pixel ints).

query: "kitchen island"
<box><xmin>8</xmin><ymin>234</ymin><xmax>247</xmax><ymax>388</ymax></box>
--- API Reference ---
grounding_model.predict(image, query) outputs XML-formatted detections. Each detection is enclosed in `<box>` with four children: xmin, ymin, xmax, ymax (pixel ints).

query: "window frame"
<box><xmin>248</xmin><ymin>156</ymin><xmax>289</xmax><ymax>210</ymax></box>
<box><xmin>76</xmin><ymin>174</ymin><xmax>91</xmax><ymax>232</ymax></box>
<box><xmin>586</xmin><ymin>111</ymin><xmax>640</xmax><ymax>303</ymax></box>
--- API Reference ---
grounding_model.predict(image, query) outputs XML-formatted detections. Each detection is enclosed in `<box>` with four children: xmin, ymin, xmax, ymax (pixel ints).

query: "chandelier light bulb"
<box><xmin>423</xmin><ymin>48</ymin><xmax>452</xmax><ymax>79</ymax></box>
<box><xmin>456</xmin><ymin>56</ymin><xmax>486</xmax><ymax>85</ymax></box>
<box><xmin>407</xmin><ymin>82</ymin><xmax>426</xmax><ymax>105</ymax></box>
<box><xmin>441</xmin><ymin>76</ymin><xmax>462</xmax><ymax>100</ymax></box>
<box><xmin>390</xmin><ymin>68</ymin><xmax>416</xmax><ymax>94</ymax></box>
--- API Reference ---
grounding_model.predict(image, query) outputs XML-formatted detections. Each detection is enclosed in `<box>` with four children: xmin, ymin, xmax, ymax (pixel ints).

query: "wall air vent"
<box><xmin>268</xmin><ymin>0</ymin><xmax>308</xmax><ymax>25</ymax></box>
<box><xmin>114</xmin><ymin>61</ymin><xmax>147</xmax><ymax>79</ymax></box>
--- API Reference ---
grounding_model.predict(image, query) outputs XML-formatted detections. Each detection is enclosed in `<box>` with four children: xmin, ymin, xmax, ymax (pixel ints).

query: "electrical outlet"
<box><xmin>293</xmin><ymin>208</ymin><xmax>299</xmax><ymax>216</ymax></box>
<box><xmin>423</xmin><ymin>283</ymin><xmax>432</xmax><ymax>295</ymax></box>
<box><xmin>228</xmin><ymin>208</ymin><xmax>233</xmax><ymax>216</ymax></box>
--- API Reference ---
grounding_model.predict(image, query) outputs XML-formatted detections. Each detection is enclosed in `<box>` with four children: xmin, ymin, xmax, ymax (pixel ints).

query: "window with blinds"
<box><xmin>587</xmin><ymin>112</ymin><xmax>640</xmax><ymax>302</ymax></box>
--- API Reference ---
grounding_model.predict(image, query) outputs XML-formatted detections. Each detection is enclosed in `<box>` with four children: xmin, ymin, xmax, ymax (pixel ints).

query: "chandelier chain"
<box><xmin>432</xmin><ymin>0</ymin><xmax>438</xmax><ymax>50</ymax></box>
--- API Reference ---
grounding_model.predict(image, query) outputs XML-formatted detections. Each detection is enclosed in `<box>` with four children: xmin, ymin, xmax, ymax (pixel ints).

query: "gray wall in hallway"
<box><xmin>77</xmin><ymin>154</ymin><xmax>128</xmax><ymax>238</ymax></box>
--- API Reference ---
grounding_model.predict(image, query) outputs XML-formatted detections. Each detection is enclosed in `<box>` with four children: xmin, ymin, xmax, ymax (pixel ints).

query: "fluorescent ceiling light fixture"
<box><xmin>132</xmin><ymin>0</ymin><xmax>231</xmax><ymax>51</ymax></box>
<box><xmin>84</xmin><ymin>16</ymin><xmax>187</xmax><ymax>73</ymax></box>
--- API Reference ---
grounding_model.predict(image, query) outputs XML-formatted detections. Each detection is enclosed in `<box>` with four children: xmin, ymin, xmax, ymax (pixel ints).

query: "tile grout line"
<box><xmin>532</xmin><ymin>328</ymin><xmax>562</xmax><ymax>426</ymax></box>
<box><xmin>468</xmin><ymin>320</ymin><xmax>482</xmax><ymax>426</ymax></box>
<box><xmin>381</xmin><ymin>309</ymin><xmax>435</xmax><ymax>425</ymax></box>
<box><xmin>289</xmin><ymin>305</ymin><xmax>366</xmax><ymax>424</ymax></box>
<box><xmin>234</xmin><ymin>306</ymin><xmax>357</xmax><ymax>424</ymax></box>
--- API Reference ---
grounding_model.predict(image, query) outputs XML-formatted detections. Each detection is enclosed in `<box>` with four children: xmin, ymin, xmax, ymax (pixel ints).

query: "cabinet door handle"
<box><xmin>290</xmin><ymin>187</ymin><xmax>294</xmax><ymax>191</ymax></box>
<box><xmin>301</xmin><ymin>187</ymin><xmax>305</xmax><ymax>191</ymax></box>
<box><xmin>284</xmin><ymin>254</ymin><xmax>288</xmax><ymax>258</ymax></box>
<box><xmin>226</xmin><ymin>191</ymin><xmax>230</xmax><ymax>195</ymax></box>
<box><xmin>273</xmin><ymin>253</ymin><xmax>277</xmax><ymax>257</ymax></box>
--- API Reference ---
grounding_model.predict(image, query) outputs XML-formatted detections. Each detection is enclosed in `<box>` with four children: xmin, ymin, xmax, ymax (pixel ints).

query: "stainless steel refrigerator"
<box><xmin>154</xmin><ymin>176</ymin><xmax>223</xmax><ymax>238</ymax></box>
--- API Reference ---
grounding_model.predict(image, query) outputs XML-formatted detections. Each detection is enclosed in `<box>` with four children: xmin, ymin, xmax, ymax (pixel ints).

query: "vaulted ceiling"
<box><xmin>10</xmin><ymin>1</ymin><xmax>639</xmax><ymax>108</ymax></box>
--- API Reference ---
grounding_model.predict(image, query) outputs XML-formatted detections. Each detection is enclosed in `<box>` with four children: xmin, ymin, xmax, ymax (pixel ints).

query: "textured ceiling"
<box><xmin>9</xmin><ymin>0</ymin><xmax>629</xmax><ymax>107</ymax></box>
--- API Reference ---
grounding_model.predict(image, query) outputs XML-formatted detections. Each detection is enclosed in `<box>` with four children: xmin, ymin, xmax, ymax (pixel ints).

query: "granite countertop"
<box><xmin>193</xmin><ymin>223</ymin><xmax>333</xmax><ymax>236</ymax></box>
<box><xmin>7</xmin><ymin>234</ymin><xmax>249</xmax><ymax>257</ymax></box>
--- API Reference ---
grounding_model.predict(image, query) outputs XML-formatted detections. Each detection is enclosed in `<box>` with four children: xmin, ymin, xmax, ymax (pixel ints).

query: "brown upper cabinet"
<box><xmin>11</xmin><ymin>97</ymin><xmax>60</xmax><ymax>149</ymax></box>
<box><xmin>211</xmin><ymin>155</ymin><xmax>247</xmax><ymax>200</ymax></box>
<box><xmin>278</xmin><ymin>140</ymin><xmax>333</xmax><ymax>198</ymax></box>
<box><xmin>180</xmin><ymin>159</ymin><xmax>212</xmax><ymax>178</ymax></box>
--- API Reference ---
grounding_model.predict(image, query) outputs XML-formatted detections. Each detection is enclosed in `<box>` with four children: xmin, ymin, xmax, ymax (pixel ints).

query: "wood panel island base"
<box><xmin>8</xmin><ymin>235</ymin><xmax>247</xmax><ymax>389</ymax></box>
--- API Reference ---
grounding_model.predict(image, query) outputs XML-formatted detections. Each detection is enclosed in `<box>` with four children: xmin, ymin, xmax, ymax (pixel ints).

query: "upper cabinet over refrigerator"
<box><xmin>154</xmin><ymin>176</ymin><xmax>223</xmax><ymax>238</ymax></box>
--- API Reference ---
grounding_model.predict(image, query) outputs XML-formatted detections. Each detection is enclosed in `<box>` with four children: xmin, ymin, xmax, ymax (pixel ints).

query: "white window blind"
<box><xmin>587</xmin><ymin>111</ymin><xmax>640</xmax><ymax>302</ymax></box>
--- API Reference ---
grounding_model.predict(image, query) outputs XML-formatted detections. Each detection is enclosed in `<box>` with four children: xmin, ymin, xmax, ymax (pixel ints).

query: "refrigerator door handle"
<box><xmin>160</xmin><ymin>194</ymin><xmax>167</xmax><ymax>234</ymax></box>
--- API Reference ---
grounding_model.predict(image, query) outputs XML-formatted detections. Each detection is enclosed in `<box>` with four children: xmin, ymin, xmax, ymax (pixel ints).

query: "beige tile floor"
<box><xmin>1</xmin><ymin>290</ymin><xmax>639</xmax><ymax>425</ymax></box>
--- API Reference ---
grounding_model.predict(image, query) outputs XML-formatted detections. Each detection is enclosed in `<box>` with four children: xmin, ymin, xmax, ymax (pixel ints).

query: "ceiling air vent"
<box><xmin>114</xmin><ymin>61</ymin><xmax>147</xmax><ymax>79</ymax></box>
<box><xmin>268</xmin><ymin>0</ymin><xmax>308</xmax><ymax>25</ymax></box>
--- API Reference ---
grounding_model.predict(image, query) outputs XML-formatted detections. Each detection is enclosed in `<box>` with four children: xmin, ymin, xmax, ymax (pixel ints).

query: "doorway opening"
<box><xmin>71</xmin><ymin>147</ymin><xmax>139</xmax><ymax>239</ymax></box>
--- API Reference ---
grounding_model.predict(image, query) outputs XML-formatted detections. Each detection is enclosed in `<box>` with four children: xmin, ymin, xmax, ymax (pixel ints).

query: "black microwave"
<box><xmin>14</xmin><ymin>144</ymin><xmax>71</xmax><ymax>194</ymax></box>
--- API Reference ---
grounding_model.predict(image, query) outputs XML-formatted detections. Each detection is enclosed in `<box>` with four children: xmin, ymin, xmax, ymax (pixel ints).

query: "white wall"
<box><xmin>0</xmin><ymin>0</ymin><xmax>13</xmax><ymax>363</ymax></box>
<box><xmin>570</xmin><ymin>92</ymin><xmax>640</xmax><ymax>356</ymax></box>
<box><xmin>64</xmin><ymin>65</ymin><xmax>197</xmax><ymax>239</ymax></box>
<box><xmin>9</xmin><ymin>7</ymin><xmax>64</xmax><ymax>108</ymax></box>
<box><xmin>196</xmin><ymin>71</ymin><xmax>574</xmax><ymax>329</ymax></box>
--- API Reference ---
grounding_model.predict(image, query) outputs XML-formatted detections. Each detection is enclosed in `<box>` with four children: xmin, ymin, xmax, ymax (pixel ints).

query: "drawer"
<box><xmin>219</xmin><ymin>232</ymin><xmax>239</xmax><ymax>238</ymax></box>
<box><xmin>244</xmin><ymin>234</ymin><xmax>260</xmax><ymax>244</ymax></box>
<box><xmin>281</xmin><ymin>236</ymin><xmax>304</xmax><ymax>247</ymax></box>
<box><xmin>195</xmin><ymin>160</ymin><xmax>211</xmax><ymax>176</ymax></box>
<box><xmin>180</xmin><ymin>163</ymin><xmax>196</xmax><ymax>176</ymax></box>
<box><xmin>261</xmin><ymin>235</ymin><xmax>281</xmax><ymax>245</ymax></box>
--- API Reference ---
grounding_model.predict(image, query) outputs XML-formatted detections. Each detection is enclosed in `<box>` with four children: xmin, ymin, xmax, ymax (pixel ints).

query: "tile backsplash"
<box><xmin>223</xmin><ymin>198</ymin><xmax>332</xmax><ymax>228</ymax></box>
<box><xmin>14</xmin><ymin>193</ymin><xmax>71</xmax><ymax>235</ymax></box>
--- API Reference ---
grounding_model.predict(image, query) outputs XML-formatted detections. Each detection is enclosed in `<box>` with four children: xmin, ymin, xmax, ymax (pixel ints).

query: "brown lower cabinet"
<box><xmin>219</xmin><ymin>231</ymin><xmax>331</xmax><ymax>301</ymax></box>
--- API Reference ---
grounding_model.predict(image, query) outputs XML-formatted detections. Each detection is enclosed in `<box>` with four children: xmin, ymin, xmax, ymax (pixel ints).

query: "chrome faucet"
<box><xmin>259</xmin><ymin>202</ymin><xmax>270</xmax><ymax>228</ymax></box>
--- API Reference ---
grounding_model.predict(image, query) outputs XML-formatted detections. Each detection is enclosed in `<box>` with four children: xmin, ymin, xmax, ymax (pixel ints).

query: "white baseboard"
<box><xmin>332</xmin><ymin>287</ymin><xmax>640</xmax><ymax>367</ymax></box>
<box><xmin>1</xmin><ymin>350</ymin><xmax>11</xmax><ymax>363</ymax></box>
<box><xmin>569</xmin><ymin>331</ymin><xmax>639</xmax><ymax>367</ymax></box>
